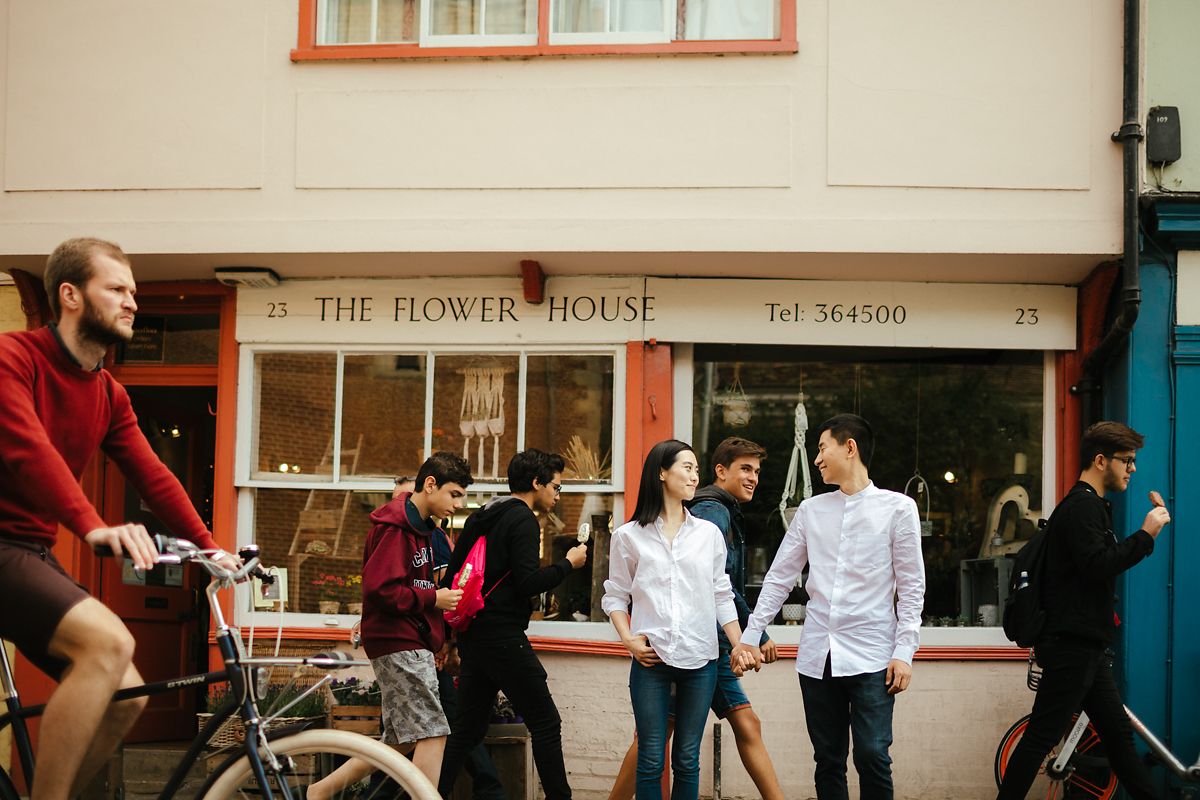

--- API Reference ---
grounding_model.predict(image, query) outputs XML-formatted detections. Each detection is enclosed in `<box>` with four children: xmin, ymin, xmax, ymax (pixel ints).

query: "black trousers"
<box><xmin>438</xmin><ymin>634</ymin><xmax>571</xmax><ymax>800</ymax></box>
<box><xmin>996</xmin><ymin>638</ymin><xmax>1157</xmax><ymax>800</ymax></box>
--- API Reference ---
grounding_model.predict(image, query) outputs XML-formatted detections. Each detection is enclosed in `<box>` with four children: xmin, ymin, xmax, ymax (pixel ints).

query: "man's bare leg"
<box><xmin>725</xmin><ymin>707</ymin><xmax>784</xmax><ymax>800</ymax></box>
<box><xmin>410</xmin><ymin>735</ymin><xmax>446</xmax><ymax>786</ymax></box>
<box><xmin>306</xmin><ymin>743</ymin><xmax>410</xmax><ymax>800</ymax></box>
<box><xmin>33</xmin><ymin>599</ymin><xmax>144</xmax><ymax>800</ymax></box>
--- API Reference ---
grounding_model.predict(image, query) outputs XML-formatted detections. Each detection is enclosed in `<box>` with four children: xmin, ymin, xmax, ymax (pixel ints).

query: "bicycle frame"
<box><xmin>1055</xmin><ymin>707</ymin><xmax>1200</xmax><ymax>784</ymax></box>
<box><xmin>1</xmin><ymin>575</ymin><xmax>319</xmax><ymax>800</ymax></box>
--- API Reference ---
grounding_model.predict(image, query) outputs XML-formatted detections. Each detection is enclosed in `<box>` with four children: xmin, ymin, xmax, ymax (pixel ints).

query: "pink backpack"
<box><xmin>444</xmin><ymin>534</ymin><xmax>509</xmax><ymax>632</ymax></box>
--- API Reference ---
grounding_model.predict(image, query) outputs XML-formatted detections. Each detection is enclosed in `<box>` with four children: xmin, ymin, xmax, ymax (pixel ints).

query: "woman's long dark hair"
<box><xmin>630</xmin><ymin>439</ymin><xmax>695</xmax><ymax>526</ymax></box>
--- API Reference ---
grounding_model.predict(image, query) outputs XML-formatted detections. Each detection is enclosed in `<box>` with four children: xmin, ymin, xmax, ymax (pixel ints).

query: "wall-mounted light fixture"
<box><xmin>214</xmin><ymin>267</ymin><xmax>281</xmax><ymax>288</ymax></box>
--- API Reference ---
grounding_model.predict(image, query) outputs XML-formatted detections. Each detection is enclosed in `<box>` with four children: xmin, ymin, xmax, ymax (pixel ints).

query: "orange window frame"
<box><xmin>292</xmin><ymin>0</ymin><xmax>797</xmax><ymax>61</ymax></box>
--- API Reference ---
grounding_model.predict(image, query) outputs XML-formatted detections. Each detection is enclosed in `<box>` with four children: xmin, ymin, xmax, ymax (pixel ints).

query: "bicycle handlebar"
<box><xmin>93</xmin><ymin>535</ymin><xmax>276</xmax><ymax>586</ymax></box>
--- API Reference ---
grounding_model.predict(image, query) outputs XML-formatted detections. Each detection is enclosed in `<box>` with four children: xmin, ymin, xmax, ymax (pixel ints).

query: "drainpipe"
<box><xmin>1075</xmin><ymin>0</ymin><xmax>1143</xmax><ymax>425</ymax></box>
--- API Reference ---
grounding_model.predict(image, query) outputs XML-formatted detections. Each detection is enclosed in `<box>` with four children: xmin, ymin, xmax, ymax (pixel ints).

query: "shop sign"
<box><xmin>236</xmin><ymin>276</ymin><xmax>1076</xmax><ymax>350</ymax></box>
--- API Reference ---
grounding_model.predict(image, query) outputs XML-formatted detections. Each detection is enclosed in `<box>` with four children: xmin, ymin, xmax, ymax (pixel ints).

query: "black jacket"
<box><xmin>1041</xmin><ymin>481</ymin><xmax>1155</xmax><ymax>646</ymax></box>
<box><xmin>442</xmin><ymin>496</ymin><xmax>572</xmax><ymax>641</ymax></box>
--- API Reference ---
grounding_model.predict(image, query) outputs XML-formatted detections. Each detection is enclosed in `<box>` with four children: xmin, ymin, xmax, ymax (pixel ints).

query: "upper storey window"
<box><xmin>297</xmin><ymin>0</ymin><xmax>794</xmax><ymax>59</ymax></box>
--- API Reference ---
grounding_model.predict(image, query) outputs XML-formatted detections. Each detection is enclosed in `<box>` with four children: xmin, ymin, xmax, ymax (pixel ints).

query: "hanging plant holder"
<box><xmin>717</xmin><ymin>364</ymin><xmax>753</xmax><ymax>427</ymax></box>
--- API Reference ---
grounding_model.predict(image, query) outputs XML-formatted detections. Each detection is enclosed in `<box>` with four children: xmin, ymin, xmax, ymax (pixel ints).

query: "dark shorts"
<box><xmin>0</xmin><ymin>537</ymin><xmax>91</xmax><ymax>680</ymax></box>
<box><xmin>666</xmin><ymin>650</ymin><xmax>752</xmax><ymax>720</ymax></box>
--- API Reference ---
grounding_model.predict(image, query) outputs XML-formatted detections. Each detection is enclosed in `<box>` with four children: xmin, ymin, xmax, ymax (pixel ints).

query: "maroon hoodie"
<box><xmin>360</xmin><ymin>493</ymin><xmax>444</xmax><ymax>658</ymax></box>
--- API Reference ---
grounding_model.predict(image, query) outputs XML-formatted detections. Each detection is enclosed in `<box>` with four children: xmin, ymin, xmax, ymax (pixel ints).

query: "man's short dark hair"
<box><xmin>416</xmin><ymin>452</ymin><xmax>472</xmax><ymax>489</ymax></box>
<box><xmin>508</xmin><ymin>448</ymin><xmax>565</xmax><ymax>493</ymax></box>
<box><xmin>710</xmin><ymin>437</ymin><xmax>767</xmax><ymax>470</ymax></box>
<box><xmin>1080</xmin><ymin>421</ymin><xmax>1144</xmax><ymax>468</ymax></box>
<box><xmin>44</xmin><ymin>237</ymin><xmax>129</xmax><ymax>320</ymax></box>
<box><xmin>816</xmin><ymin>413</ymin><xmax>875</xmax><ymax>468</ymax></box>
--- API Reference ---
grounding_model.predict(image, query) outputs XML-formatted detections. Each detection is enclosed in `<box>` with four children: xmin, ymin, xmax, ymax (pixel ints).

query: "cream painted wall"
<box><xmin>544</xmin><ymin>652</ymin><xmax>1030</xmax><ymax>799</ymax></box>
<box><xmin>1145</xmin><ymin>0</ymin><xmax>1200</xmax><ymax>193</ymax></box>
<box><xmin>0</xmin><ymin>0</ymin><xmax>1123</xmax><ymax>266</ymax></box>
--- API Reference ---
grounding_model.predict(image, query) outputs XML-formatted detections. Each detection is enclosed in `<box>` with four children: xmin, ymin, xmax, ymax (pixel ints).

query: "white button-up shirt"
<box><xmin>602</xmin><ymin>511</ymin><xmax>738</xmax><ymax>669</ymax></box>
<box><xmin>741</xmin><ymin>482</ymin><xmax>925</xmax><ymax>679</ymax></box>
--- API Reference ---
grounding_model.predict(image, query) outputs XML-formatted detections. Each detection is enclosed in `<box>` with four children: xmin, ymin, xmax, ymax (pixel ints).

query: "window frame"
<box><xmin>293</xmin><ymin>0</ymin><xmax>797</xmax><ymax>60</ymax></box>
<box><xmin>233</xmin><ymin>342</ymin><xmax>625</xmax><ymax>629</ymax></box>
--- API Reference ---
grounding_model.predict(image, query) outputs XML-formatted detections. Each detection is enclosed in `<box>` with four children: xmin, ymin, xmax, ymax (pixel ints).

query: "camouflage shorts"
<box><xmin>370</xmin><ymin>650</ymin><xmax>450</xmax><ymax>745</ymax></box>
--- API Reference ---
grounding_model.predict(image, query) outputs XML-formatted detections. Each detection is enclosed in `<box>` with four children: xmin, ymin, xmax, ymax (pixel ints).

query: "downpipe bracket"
<box><xmin>1111</xmin><ymin>121</ymin><xmax>1144</xmax><ymax>142</ymax></box>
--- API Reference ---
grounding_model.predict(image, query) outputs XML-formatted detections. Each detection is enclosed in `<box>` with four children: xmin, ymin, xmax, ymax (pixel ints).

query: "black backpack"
<box><xmin>1002</xmin><ymin>519</ymin><xmax>1050</xmax><ymax>647</ymax></box>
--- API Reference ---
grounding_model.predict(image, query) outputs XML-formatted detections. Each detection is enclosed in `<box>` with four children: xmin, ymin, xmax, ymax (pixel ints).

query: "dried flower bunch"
<box><xmin>562</xmin><ymin>434</ymin><xmax>612</xmax><ymax>481</ymax></box>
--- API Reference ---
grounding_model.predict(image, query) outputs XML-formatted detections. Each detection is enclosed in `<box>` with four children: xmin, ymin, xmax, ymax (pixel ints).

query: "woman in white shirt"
<box><xmin>602</xmin><ymin>439</ymin><xmax>743</xmax><ymax>800</ymax></box>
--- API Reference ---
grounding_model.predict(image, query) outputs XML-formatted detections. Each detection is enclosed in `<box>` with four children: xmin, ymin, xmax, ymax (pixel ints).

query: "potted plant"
<box><xmin>328</xmin><ymin>677</ymin><xmax>383</xmax><ymax>734</ymax></box>
<box><xmin>343</xmin><ymin>573</ymin><xmax>363</xmax><ymax>615</ymax></box>
<box><xmin>312</xmin><ymin>572</ymin><xmax>348</xmax><ymax>614</ymax></box>
<box><xmin>199</xmin><ymin>683</ymin><xmax>327</xmax><ymax>748</ymax></box>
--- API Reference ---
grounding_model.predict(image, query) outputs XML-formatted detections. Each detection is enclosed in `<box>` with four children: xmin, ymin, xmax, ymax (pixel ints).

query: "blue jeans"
<box><xmin>629</xmin><ymin>659</ymin><xmax>718</xmax><ymax>800</ymax></box>
<box><xmin>798</xmin><ymin>660</ymin><xmax>895</xmax><ymax>800</ymax></box>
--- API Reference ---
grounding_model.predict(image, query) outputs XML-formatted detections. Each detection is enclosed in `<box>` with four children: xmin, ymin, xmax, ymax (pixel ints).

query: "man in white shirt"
<box><xmin>733</xmin><ymin>414</ymin><xmax>925</xmax><ymax>800</ymax></box>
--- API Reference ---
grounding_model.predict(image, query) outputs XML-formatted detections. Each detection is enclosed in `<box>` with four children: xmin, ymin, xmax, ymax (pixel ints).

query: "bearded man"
<box><xmin>0</xmin><ymin>237</ymin><xmax>236</xmax><ymax>800</ymax></box>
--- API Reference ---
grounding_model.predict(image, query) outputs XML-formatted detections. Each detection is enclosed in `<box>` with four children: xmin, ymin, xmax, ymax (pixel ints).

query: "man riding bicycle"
<box><xmin>0</xmin><ymin>238</ymin><xmax>238</xmax><ymax>800</ymax></box>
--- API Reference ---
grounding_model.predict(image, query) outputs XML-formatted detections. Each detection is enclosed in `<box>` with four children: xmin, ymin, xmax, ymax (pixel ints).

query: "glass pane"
<box><xmin>430</xmin><ymin>0</ymin><xmax>536</xmax><ymax>35</ymax></box>
<box><xmin>254</xmin><ymin>352</ymin><xmax>337</xmax><ymax>479</ymax></box>
<box><xmin>115</xmin><ymin>314</ymin><xmax>219</xmax><ymax>365</ymax></box>
<box><xmin>524</xmin><ymin>354</ymin><xmax>614</xmax><ymax>484</ymax></box>
<box><xmin>554</xmin><ymin>0</ymin><xmax>665</xmax><ymax>33</ymax></box>
<box><xmin>682</xmin><ymin>0</ymin><xmax>776</xmax><ymax>40</ymax></box>
<box><xmin>323</xmin><ymin>0</ymin><xmax>374</xmax><ymax>43</ymax></box>
<box><xmin>430</xmin><ymin>355</ymin><xmax>519</xmax><ymax>482</ymax></box>
<box><xmin>377</xmin><ymin>0</ymin><xmax>419</xmax><ymax>41</ymax></box>
<box><xmin>341</xmin><ymin>354</ymin><xmax>428</xmax><ymax>480</ymax></box>
<box><xmin>692</xmin><ymin>348</ymin><xmax>1044</xmax><ymax>627</ymax></box>
<box><xmin>251</xmin><ymin>488</ymin><xmax>386</xmax><ymax>613</ymax></box>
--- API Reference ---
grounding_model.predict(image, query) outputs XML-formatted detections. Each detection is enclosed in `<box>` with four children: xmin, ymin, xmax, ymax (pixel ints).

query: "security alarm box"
<box><xmin>1147</xmin><ymin>106</ymin><xmax>1181</xmax><ymax>164</ymax></box>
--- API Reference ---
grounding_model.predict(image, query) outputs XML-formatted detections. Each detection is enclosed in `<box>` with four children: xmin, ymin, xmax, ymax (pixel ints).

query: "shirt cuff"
<box><xmin>740</xmin><ymin>627</ymin><xmax>764</xmax><ymax>647</ymax></box>
<box><xmin>891</xmin><ymin>644</ymin><xmax>917</xmax><ymax>664</ymax></box>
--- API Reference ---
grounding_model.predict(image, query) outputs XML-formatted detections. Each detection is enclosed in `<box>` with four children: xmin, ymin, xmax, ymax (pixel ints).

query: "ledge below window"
<box><xmin>291</xmin><ymin>38</ymin><xmax>798</xmax><ymax>62</ymax></box>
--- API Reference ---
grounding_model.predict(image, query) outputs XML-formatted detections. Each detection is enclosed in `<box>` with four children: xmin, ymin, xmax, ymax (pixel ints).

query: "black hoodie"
<box><xmin>442</xmin><ymin>496</ymin><xmax>572</xmax><ymax>640</ymax></box>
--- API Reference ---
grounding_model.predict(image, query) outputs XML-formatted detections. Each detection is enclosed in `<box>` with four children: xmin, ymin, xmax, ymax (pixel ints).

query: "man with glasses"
<box><xmin>996</xmin><ymin>421</ymin><xmax>1171</xmax><ymax>800</ymax></box>
<box><xmin>438</xmin><ymin>449</ymin><xmax>587</xmax><ymax>800</ymax></box>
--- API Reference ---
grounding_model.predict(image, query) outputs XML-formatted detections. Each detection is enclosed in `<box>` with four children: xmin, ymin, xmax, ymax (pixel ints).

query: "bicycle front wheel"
<box><xmin>994</xmin><ymin>713</ymin><xmax>1118</xmax><ymax>799</ymax></box>
<box><xmin>199</xmin><ymin>728</ymin><xmax>439</xmax><ymax>800</ymax></box>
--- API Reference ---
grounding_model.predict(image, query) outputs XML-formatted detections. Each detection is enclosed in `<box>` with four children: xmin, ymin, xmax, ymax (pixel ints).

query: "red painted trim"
<box><xmin>106</xmin><ymin>364</ymin><xmax>219</xmax><ymax>386</ymax></box>
<box><xmin>212</xmin><ymin>291</ymin><xmax>240</xmax><ymax>634</ymax></box>
<box><xmin>526</xmin><ymin>637</ymin><xmax>1028</xmax><ymax>661</ymax></box>
<box><xmin>1057</xmin><ymin>262</ymin><xmax>1120</xmax><ymax>499</ymax></box>
<box><xmin>291</xmin><ymin>0</ymin><xmax>798</xmax><ymax>61</ymax></box>
<box><xmin>623</xmin><ymin>341</ymin><xmax>676</xmax><ymax>503</ymax></box>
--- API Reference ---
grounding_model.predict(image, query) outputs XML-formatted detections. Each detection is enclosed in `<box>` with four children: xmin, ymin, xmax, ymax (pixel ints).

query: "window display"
<box><xmin>693</xmin><ymin>345</ymin><xmax>1045</xmax><ymax>626</ymax></box>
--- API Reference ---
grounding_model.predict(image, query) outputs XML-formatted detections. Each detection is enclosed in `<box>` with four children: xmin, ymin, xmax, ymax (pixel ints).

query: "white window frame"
<box><xmin>317</xmin><ymin>0</ymin><xmax>419</xmax><ymax>45</ymax></box>
<box><xmin>235</xmin><ymin>343</ymin><xmax>625</xmax><ymax>629</ymax></box>
<box><xmin>548</xmin><ymin>0</ymin><xmax>672</xmax><ymax>46</ymax></box>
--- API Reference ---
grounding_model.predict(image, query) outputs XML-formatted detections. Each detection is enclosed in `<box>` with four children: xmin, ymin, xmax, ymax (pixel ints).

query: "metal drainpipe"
<box><xmin>1076</xmin><ymin>0</ymin><xmax>1143</xmax><ymax>425</ymax></box>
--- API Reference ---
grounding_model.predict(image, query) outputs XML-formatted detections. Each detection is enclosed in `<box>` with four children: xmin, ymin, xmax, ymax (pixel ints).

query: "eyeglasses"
<box><xmin>1108</xmin><ymin>455</ymin><xmax>1136</xmax><ymax>469</ymax></box>
<box><xmin>548</xmin><ymin>482</ymin><xmax>562</xmax><ymax>495</ymax></box>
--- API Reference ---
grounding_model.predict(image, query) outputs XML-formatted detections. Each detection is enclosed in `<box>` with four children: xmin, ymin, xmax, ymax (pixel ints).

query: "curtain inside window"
<box><xmin>323</xmin><ymin>0</ymin><xmax>417</xmax><ymax>43</ymax></box>
<box><xmin>683</xmin><ymin>0</ymin><xmax>774</xmax><ymax>40</ymax></box>
<box><xmin>430</xmin><ymin>0</ymin><xmax>536</xmax><ymax>35</ymax></box>
<box><xmin>554</xmin><ymin>0</ymin><xmax>666</xmax><ymax>34</ymax></box>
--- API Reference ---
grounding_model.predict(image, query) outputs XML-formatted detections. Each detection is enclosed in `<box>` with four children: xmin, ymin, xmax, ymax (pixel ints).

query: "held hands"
<box><xmin>730</xmin><ymin>643</ymin><xmax>762</xmax><ymax>677</ymax></box>
<box><xmin>565</xmin><ymin>543</ymin><xmax>588</xmax><ymax>569</ymax></box>
<box><xmin>1143</xmin><ymin>490</ymin><xmax>1171</xmax><ymax>538</ymax></box>
<box><xmin>885</xmin><ymin>659</ymin><xmax>912</xmax><ymax>695</ymax></box>
<box><xmin>760</xmin><ymin>638</ymin><xmax>779</xmax><ymax>664</ymax></box>
<box><xmin>623</xmin><ymin>634</ymin><xmax>662</xmax><ymax>668</ymax></box>
<box><xmin>436</xmin><ymin>587</ymin><xmax>464</xmax><ymax>610</ymax></box>
<box><xmin>85</xmin><ymin>524</ymin><xmax>158</xmax><ymax>570</ymax></box>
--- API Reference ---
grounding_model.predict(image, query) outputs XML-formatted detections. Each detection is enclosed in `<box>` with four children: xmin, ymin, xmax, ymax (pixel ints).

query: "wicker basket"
<box><xmin>329</xmin><ymin>704</ymin><xmax>383</xmax><ymax>736</ymax></box>
<box><xmin>196</xmin><ymin>712</ymin><xmax>325</xmax><ymax>749</ymax></box>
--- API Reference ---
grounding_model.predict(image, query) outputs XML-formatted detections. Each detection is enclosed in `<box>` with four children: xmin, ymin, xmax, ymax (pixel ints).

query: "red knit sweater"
<box><xmin>0</xmin><ymin>326</ymin><xmax>217</xmax><ymax>550</ymax></box>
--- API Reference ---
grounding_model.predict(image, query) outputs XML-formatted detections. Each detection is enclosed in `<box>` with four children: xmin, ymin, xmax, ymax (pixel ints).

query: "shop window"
<box><xmin>238</xmin><ymin>346</ymin><xmax>621</xmax><ymax>626</ymax></box>
<box><xmin>300</xmin><ymin>0</ymin><xmax>793</xmax><ymax>58</ymax></box>
<box><xmin>251</xmin><ymin>352</ymin><xmax>338</xmax><ymax>481</ymax></box>
<box><xmin>692</xmin><ymin>345</ymin><xmax>1046</xmax><ymax>629</ymax></box>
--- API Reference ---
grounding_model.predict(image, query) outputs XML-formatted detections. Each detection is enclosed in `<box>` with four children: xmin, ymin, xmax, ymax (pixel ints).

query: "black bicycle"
<box><xmin>0</xmin><ymin>537</ymin><xmax>437</xmax><ymax>800</ymax></box>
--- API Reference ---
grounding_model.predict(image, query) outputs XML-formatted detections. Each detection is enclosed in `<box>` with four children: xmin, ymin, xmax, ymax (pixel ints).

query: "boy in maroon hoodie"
<box><xmin>307</xmin><ymin>452</ymin><xmax>471</xmax><ymax>799</ymax></box>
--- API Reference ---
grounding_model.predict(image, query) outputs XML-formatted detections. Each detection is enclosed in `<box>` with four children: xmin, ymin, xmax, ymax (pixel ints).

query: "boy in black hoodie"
<box><xmin>308</xmin><ymin>452</ymin><xmax>470</xmax><ymax>800</ymax></box>
<box><xmin>437</xmin><ymin>449</ymin><xmax>588</xmax><ymax>800</ymax></box>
